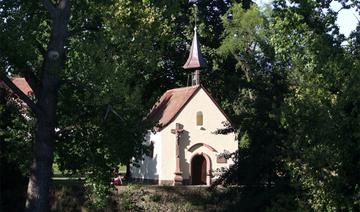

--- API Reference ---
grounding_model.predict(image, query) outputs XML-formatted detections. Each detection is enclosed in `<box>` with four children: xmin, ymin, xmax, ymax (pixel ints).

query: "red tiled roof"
<box><xmin>147</xmin><ymin>85</ymin><xmax>201</xmax><ymax>131</ymax></box>
<box><xmin>11</xmin><ymin>78</ymin><xmax>32</xmax><ymax>95</ymax></box>
<box><xmin>0</xmin><ymin>77</ymin><xmax>32</xmax><ymax>95</ymax></box>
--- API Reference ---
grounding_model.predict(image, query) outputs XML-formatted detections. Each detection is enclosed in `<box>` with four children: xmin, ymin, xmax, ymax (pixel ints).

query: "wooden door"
<box><xmin>191</xmin><ymin>155</ymin><xmax>206</xmax><ymax>185</ymax></box>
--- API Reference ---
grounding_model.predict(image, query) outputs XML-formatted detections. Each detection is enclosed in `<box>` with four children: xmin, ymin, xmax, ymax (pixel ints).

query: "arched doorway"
<box><xmin>191</xmin><ymin>154</ymin><xmax>207</xmax><ymax>185</ymax></box>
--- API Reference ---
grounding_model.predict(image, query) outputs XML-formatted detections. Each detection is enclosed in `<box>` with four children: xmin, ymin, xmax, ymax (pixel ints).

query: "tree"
<box><xmin>0</xmin><ymin>1</ymin><xmax>71</xmax><ymax>211</ymax></box>
<box><xmin>270</xmin><ymin>0</ymin><xmax>360</xmax><ymax>209</ymax></box>
<box><xmin>213</xmin><ymin>0</ymin><xmax>360</xmax><ymax>210</ymax></box>
<box><xmin>1</xmin><ymin>0</ymin><xmax>188</xmax><ymax>208</ymax></box>
<box><xmin>211</xmin><ymin>3</ymin><xmax>291</xmax><ymax>210</ymax></box>
<box><xmin>53</xmin><ymin>2</ymin><xmax>162</xmax><ymax>202</ymax></box>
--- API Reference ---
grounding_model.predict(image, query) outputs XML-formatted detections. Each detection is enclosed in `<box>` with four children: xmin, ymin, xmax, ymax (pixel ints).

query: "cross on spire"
<box><xmin>183</xmin><ymin>0</ymin><xmax>207</xmax><ymax>86</ymax></box>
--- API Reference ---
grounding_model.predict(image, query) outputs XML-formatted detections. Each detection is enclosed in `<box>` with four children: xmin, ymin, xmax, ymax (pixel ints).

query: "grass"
<box><xmin>49</xmin><ymin>181</ymin><xmax>233</xmax><ymax>212</ymax></box>
<box><xmin>52</xmin><ymin>163</ymin><xmax>126</xmax><ymax>178</ymax></box>
<box><xmin>52</xmin><ymin>163</ymin><xmax>62</xmax><ymax>176</ymax></box>
<box><xmin>115</xmin><ymin>185</ymin><xmax>217</xmax><ymax>211</ymax></box>
<box><xmin>118</xmin><ymin>164</ymin><xmax>126</xmax><ymax>173</ymax></box>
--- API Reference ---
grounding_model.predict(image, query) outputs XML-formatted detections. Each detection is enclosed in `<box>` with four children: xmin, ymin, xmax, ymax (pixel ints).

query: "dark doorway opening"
<box><xmin>191</xmin><ymin>154</ymin><xmax>206</xmax><ymax>185</ymax></box>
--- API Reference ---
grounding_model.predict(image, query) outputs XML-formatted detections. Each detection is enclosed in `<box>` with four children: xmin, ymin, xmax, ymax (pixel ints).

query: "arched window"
<box><xmin>196</xmin><ymin>111</ymin><xmax>203</xmax><ymax>126</ymax></box>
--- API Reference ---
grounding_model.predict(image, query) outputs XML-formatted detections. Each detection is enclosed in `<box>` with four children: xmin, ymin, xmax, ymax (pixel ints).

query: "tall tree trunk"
<box><xmin>24</xmin><ymin>1</ymin><xmax>70</xmax><ymax>211</ymax></box>
<box><xmin>25</xmin><ymin>109</ymin><xmax>57</xmax><ymax>212</ymax></box>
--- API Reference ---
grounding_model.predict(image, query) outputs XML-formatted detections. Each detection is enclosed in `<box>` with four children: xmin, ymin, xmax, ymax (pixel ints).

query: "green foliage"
<box><xmin>214</xmin><ymin>1</ymin><xmax>360</xmax><ymax>211</ymax></box>
<box><xmin>214</xmin><ymin>2</ymin><xmax>288</xmax><ymax>190</ymax></box>
<box><xmin>0</xmin><ymin>88</ymin><xmax>31</xmax><ymax>211</ymax></box>
<box><xmin>53</xmin><ymin>0</ymin><xmax>186</xmax><ymax>205</ymax></box>
<box><xmin>218</xmin><ymin>4</ymin><xmax>264</xmax><ymax>57</ymax></box>
<box><xmin>0</xmin><ymin>88</ymin><xmax>32</xmax><ymax>174</ymax></box>
<box><xmin>1</xmin><ymin>0</ymin><xmax>359</xmax><ymax>210</ymax></box>
<box><xmin>52</xmin><ymin>1</ymin><xmax>242</xmax><ymax>204</ymax></box>
<box><xmin>1</xmin><ymin>0</ymin><xmax>160</xmax><ymax>207</ymax></box>
<box><xmin>269</xmin><ymin>1</ymin><xmax>360</xmax><ymax>210</ymax></box>
<box><xmin>84</xmin><ymin>176</ymin><xmax>111</xmax><ymax>209</ymax></box>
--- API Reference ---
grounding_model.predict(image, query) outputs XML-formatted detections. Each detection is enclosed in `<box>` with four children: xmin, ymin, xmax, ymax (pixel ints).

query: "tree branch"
<box><xmin>43</xmin><ymin>0</ymin><xmax>56</xmax><ymax>16</ymax></box>
<box><xmin>0</xmin><ymin>73</ymin><xmax>40</xmax><ymax>115</ymax></box>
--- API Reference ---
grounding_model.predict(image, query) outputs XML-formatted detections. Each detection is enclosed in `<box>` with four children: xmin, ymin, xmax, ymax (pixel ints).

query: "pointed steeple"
<box><xmin>183</xmin><ymin>26</ymin><xmax>207</xmax><ymax>70</ymax></box>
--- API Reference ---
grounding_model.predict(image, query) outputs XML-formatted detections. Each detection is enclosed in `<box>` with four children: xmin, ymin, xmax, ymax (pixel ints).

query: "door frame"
<box><xmin>189</xmin><ymin>152</ymin><xmax>212</xmax><ymax>185</ymax></box>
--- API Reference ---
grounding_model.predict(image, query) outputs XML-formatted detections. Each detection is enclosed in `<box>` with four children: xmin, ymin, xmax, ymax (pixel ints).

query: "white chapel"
<box><xmin>131</xmin><ymin>25</ymin><xmax>238</xmax><ymax>185</ymax></box>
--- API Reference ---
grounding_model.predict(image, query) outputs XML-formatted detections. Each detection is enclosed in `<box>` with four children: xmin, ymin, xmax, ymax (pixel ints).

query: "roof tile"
<box><xmin>0</xmin><ymin>77</ymin><xmax>32</xmax><ymax>95</ymax></box>
<box><xmin>147</xmin><ymin>85</ymin><xmax>200</xmax><ymax>131</ymax></box>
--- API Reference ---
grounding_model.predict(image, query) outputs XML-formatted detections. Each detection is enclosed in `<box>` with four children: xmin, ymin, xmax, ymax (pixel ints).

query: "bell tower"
<box><xmin>183</xmin><ymin>4</ymin><xmax>207</xmax><ymax>86</ymax></box>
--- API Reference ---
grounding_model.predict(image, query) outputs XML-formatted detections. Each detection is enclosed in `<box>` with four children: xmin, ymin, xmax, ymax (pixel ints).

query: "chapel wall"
<box><xmin>164</xmin><ymin>88</ymin><xmax>238</xmax><ymax>182</ymax></box>
<box><xmin>131</xmin><ymin>131</ymin><xmax>162</xmax><ymax>182</ymax></box>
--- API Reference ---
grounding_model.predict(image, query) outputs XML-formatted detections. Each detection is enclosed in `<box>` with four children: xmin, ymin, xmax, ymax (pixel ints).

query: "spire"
<box><xmin>182</xmin><ymin>26</ymin><xmax>207</xmax><ymax>70</ymax></box>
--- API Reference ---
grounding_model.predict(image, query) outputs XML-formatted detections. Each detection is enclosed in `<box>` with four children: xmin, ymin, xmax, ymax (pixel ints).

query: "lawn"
<box><xmin>50</xmin><ymin>181</ymin><xmax>234</xmax><ymax>212</ymax></box>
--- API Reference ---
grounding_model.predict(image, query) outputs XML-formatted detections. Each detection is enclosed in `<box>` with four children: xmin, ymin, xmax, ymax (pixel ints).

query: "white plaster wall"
<box><xmin>160</xmin><ymin>88</ymin><xmax>238</xmax><ymax>182</ymax></box>
<box><xmin>157</xmin><ymin>126</ymin><xmax>176</xmax><ymax>182</ymax></box>
<box><xmin>131</xmin><ymin>131</ymin><xmax>162</xmax><ymax>180</ymax></box>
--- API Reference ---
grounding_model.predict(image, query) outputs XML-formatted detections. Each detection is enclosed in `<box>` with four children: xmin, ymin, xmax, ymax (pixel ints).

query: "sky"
<box><xmin>255</xmin><ymin>0</ymin><xmax>360</xmax><ymax>37</ymax></box>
